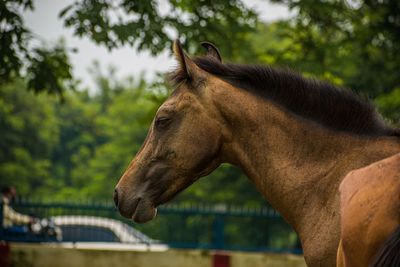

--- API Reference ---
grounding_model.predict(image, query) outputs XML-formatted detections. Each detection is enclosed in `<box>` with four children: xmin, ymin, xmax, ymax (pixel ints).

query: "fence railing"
<box><xmin>1</xmin><ymin>199</ymin><xmax>302</xmax><ymax>253</ymax></box>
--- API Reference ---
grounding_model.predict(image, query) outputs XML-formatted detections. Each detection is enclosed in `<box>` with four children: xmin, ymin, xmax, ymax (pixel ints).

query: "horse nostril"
<box><xmin>113</xmin><ymin>189</ymin><xmax>119</xmax><ymax>208</ymax></box>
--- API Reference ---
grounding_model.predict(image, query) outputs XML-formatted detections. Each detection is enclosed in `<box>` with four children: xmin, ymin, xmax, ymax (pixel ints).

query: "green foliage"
<box><xmin>27</xmin><ymin>42</ymin><xmax>74</xmax><ymax>100</ymax></box>
<box><xmin>5</xmin><ymin>0</ymin><xmax>398</xmax><ymax>99</ymax></box>
<box><xmin>59</xmin><ymin>0</ymin><xmax>257</xmax><ymax>58</ymax></box>
<box><xmin>0</xmin><ymin>0</ymin><xmax>33</xmax><ymax>81</ymax></box>
<box><xmin>1</xmin><ymin>0</ymin><xmax>258</xmax><ymax>96</ymax></box>
<box><xmin>269</xmin><ymin>0</ymin><xmax>400</xmax><ymax>97</ymax></box>
<box><xmin>0</xmin><ymin>79</ymin><xmax>58</xmax><ymax>195</ymax></box>
<box><xmin>0</xmin><ymin>1</ymin><xmax>74</xmax><ymax>99</ymax></box>
<box><xmin>49</xmin><ymin>90</ymin><xmax>102</xmax><ymax>198</ymax></box>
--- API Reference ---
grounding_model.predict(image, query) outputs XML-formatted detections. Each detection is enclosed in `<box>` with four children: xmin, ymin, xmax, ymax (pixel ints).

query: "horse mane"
<box><xmin>172</xmin><ymin>56</ymin><xmax>398</xmax><ymax>137</ymax></box>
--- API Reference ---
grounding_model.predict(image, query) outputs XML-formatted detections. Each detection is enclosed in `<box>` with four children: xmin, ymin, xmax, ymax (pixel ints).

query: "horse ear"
<box><xmin>173</xmin><ymin>40</ymin><xmax>196</xmax><ymax>79</ymax></box>
<box><xmin>201</xmin><ymin>42</ymin><xmax>222</xmax><ymax>62</ymax></box>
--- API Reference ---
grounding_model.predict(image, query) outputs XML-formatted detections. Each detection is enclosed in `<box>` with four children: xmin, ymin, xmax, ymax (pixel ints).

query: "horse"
<box><xmin>114</xmin><ymin>40</ymin><xmax>400</xmax><ymax>267</ymax></box>
<box><xmin>337</xmin><ymin>153</ymin><xmax>400</xmax><ymax>267</ymax></box>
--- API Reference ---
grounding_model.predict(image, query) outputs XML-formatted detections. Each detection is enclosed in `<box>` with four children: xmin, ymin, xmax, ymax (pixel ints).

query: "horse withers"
<box><xmin>114</xmin><ymin>40</ymin><xmax>400</xmax><ymax>267</ymax></box>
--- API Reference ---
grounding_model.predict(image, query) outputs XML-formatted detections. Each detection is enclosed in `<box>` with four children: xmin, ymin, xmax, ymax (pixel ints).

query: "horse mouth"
<box><xmin>130</xmin><ymin>197</ymin><xmax>157</xmax><ymax>223</ymax></box>
<box><xmin>129</xmin><ymin>190</ymin><xmax>176</xmax><ymax>223</ymax></box>
<box><xmin>117</xmin><ymin>172</ymin><xmax>189</xmax><ymax>223</ymax></box>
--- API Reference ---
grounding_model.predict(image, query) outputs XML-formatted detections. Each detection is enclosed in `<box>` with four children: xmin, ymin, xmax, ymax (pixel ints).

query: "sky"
<box><xmin>23</xmin><ymin>0</ymin><xmax>292</xmax><ymax>91</ymax></box>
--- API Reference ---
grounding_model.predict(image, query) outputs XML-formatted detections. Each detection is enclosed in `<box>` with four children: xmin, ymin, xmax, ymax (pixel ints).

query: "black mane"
<box><xmin>179</xmin><ymin>56</ymin><xmax>397</xmax><ymax>137</ymax></box>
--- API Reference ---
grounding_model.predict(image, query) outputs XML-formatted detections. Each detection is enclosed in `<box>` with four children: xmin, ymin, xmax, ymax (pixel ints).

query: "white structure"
<box><xmin>52</xmin><ymin>215</ymin><xmax>168</xmax><ymax>251</ymax></box>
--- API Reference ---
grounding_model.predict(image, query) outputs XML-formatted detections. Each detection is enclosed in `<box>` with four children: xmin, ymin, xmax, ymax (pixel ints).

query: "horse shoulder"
<box><xmin>338</xmin><ymin>153</ymin><xmax>400</xmax><ymax>267</ymax></box>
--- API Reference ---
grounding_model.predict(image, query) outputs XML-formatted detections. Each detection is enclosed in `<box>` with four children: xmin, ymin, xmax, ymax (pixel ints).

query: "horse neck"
<box><xmin>214</xmin><ymin>85</ymin><xmax>400</xmax><ymax>243</ymax></box>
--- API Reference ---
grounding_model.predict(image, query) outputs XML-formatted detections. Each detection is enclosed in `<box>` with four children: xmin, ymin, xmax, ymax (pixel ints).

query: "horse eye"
<box><xmin>155</xmin><ymin>117</ymin><xmax>171</xmax><ymax>129</ymax></box>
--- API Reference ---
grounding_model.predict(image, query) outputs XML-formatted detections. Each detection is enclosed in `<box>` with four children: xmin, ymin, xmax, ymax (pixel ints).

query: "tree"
<box><xmin>59</xmin><ymin>0</ymin><xmax>257</xmax><ymax>58</ymax></box>
<box><xmin>269</xmin><ymin>0</ymin><xmax>400</xmax><ymax>97</ymax></box>
<box><xmin>1</xmin><ymin>0</ymin><xmax>258</xmax><ymax>98</ymax></box>
<box><xmin>0</xmin><ymin>1</ymin><xmax>74</xmax><ymax>99</ymax></box>
<box><xmin>0</xmin><ymin>0</ymin><xmax>33</xmax><ymax>82</ymax></box>
<box><xmin>0</xmin><ymin>80</ymin><xmax>58</xmax><ymax>195</ymax></box>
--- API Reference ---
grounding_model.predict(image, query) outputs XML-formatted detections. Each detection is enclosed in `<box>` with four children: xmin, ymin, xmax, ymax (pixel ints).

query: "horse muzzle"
<box><xmin>114</xmin><ymin>188</ymin><xmax>157</xmax><ymax>223</ymax></box>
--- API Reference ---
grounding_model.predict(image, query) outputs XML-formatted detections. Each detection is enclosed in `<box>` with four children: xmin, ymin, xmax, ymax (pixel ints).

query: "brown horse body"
<box><xmin>337</xmin><ymin>153</ymin><xmax>400</xmax><ymax>267</ymax></box>
<box><xmin>114</xmin><ymin>41</ymin><xmax>400</xmax><ymax>267</ymax></box>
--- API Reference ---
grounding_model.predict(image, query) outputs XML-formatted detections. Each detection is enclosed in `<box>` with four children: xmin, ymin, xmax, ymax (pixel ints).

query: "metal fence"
<box><xmin>0</xmin><ymin>199</ymin><xmax>302</xmax><ymax>253</ymax></box>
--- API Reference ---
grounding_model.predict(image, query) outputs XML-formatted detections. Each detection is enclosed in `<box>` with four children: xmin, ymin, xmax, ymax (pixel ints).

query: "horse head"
<box><xmin>114</xmin><ymin>41</ymin><xmax>225</xmax><ymax>223</ymax></box>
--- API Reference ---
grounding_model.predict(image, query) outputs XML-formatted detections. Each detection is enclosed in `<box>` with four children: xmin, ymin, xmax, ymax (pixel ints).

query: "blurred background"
<box><xmin>1</xmin><ymin>0</ymin><xmax>399</xmax><ymax>266</ymax></box>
